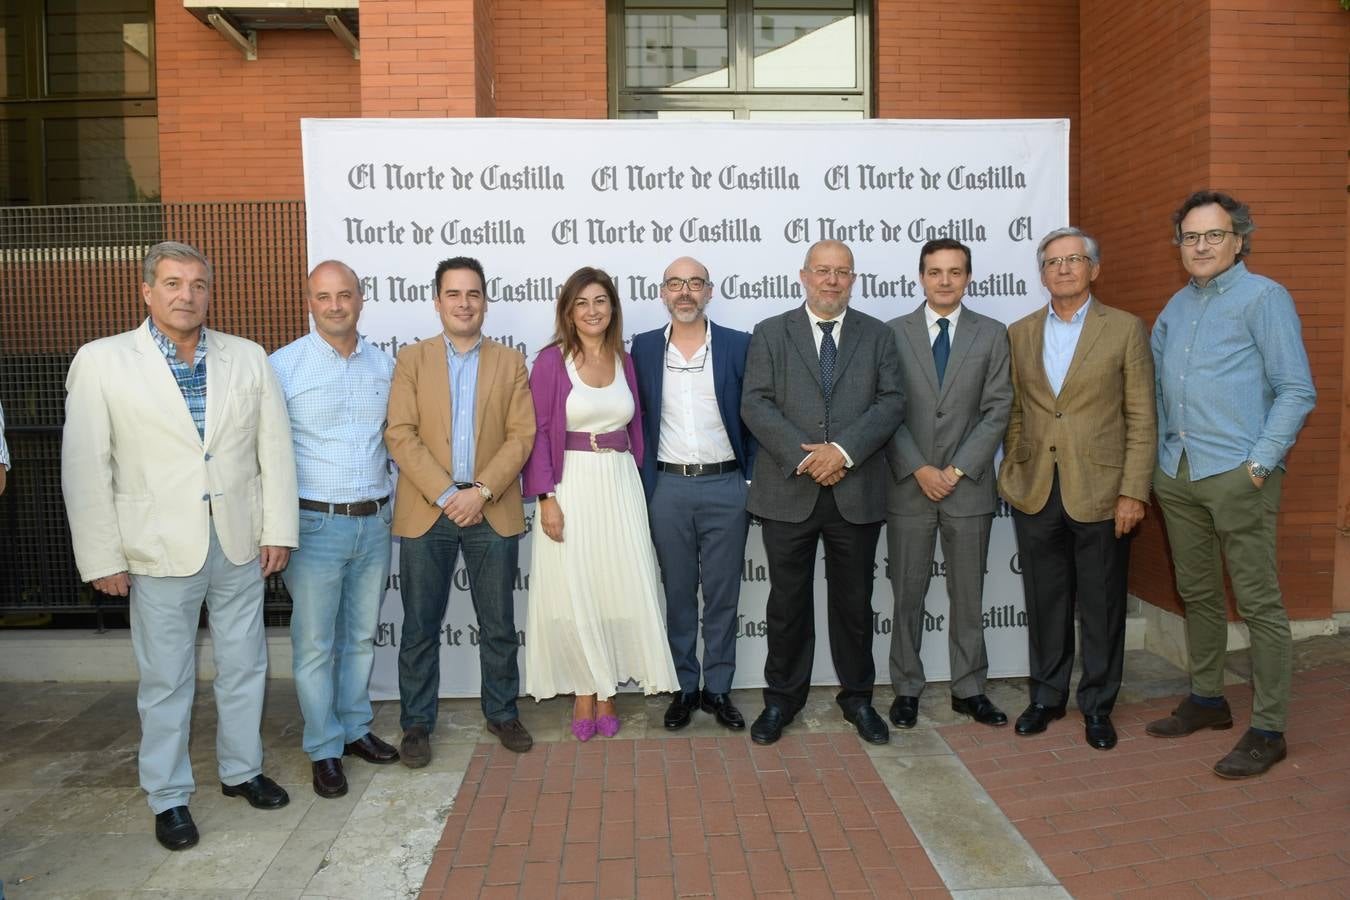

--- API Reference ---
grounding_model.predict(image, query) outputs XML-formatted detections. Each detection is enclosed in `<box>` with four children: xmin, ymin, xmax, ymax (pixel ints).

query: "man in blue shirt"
<box><xmin>1146</xmin><ymin>191</ymin><xmax>1316</xmax><ymax>778</ymax></box>
<box><xmin>271</xmin><ymin>260</ymin><xmax>401</xmax><ymax>799</ymax></box>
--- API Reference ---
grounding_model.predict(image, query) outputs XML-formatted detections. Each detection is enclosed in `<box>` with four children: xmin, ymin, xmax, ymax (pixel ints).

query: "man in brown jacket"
<box><xmin>385</xmin><ymin>256</ymin><xmax>536</xmax><ymax>762</ymax></box>
<box><xmin>999</xmin><ymin>227</ymin><xmax>1156</xmax><ymax>751</ymax></box>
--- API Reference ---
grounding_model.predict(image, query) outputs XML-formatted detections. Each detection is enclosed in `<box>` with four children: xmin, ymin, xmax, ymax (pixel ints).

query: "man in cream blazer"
<box><xmin>62</xmin><ymin>242</ymin><xmax>298</xmax><ymax>851</ymax></box>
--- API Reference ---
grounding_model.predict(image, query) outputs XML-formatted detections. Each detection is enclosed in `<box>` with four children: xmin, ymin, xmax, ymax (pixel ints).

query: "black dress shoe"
<box><xmin>1085</xmin><ymin>715</ymin><xmax>1117</xmax><ymax>750</ymax></box>
<box><xmin>664</xmin><ymin>692</ymin><xmax>699</xmax><ymax>730</ymax></box>
<box><xmin>312</xmin><ymin>758</ymin><xmax>348</xmax><ymax>798</ymax></box>
<box><xmin>154</xmin><ymin>805</ymin><xmax>199</xmax><ymax>851</ymax></box>
<box><xmin>952</xmin><ymin>694</ymin><xmax>1009</xmax><ymax>727</ymax></box>
<box><xmin>889</xmin><ymin>695</ymin><xmax>919</xmax><ymax>729</ymax></box>
<box><xmin>1014</xmin><ymin>702</ymin><xmax>1067</xmax><ymax>735</ymax></box>
<box><xmin>344</xmin><ymin>732</ymin><xmax>400</xmax><ymax>764</ymax></box>
<box><xmin>221</xmin><ymin>774</ymin><xmax>290</xmax><ymax>809</ymax></box>
<box><xmin>750</xmin><ymin>706</ymin><xmax>791</xmax><ymax>745</ymax></box>
<box><xmin>843</xmin><ymin>704</ymin><xmax>890</xmax><ymax>745</ymax></box>
<box><xmin>700</xmin><ymin>691</ymin><xmax>746</xmax><ymax>730</ymax></box>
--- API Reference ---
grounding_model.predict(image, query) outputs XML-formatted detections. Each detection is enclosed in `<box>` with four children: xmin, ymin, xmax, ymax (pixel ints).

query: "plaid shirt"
<box><xmin>148</xmin><ymin>319</ymin><xmax>208</xmax><ymax>440</ymax></box>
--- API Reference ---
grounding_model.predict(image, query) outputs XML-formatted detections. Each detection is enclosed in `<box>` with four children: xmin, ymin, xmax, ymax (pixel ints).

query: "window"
<box><xmin>609</xmin><ymin>0</ymin><xmax>870</xmax><ymax>121</ymax></box>
<box><xmin>1</xmin><ymin>0</ymin><xmax>158</xmax><ymax>205</ymax></box>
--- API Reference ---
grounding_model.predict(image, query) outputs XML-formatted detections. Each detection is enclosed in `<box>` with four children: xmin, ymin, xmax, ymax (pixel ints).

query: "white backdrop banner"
<box><xmin>299</xmin><ymin>118</ymin><xmax>1069</xmax><ymax>701</ymax></box>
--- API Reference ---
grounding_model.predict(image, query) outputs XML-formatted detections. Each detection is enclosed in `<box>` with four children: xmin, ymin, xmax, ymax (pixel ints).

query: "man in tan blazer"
<box><xmin>62</xmin><ymin>241</ymin><xmax>298</xmax><ymax>851</ymax></box>
<box><xmin>999</xmin><ymin>227</ymin><xmax>1155</xmax><ymax>751</ymax></box>
<box><xmin>385</xmin><ymin>256</ymin><xmax>536</xmax><ymax>763</ymax></box>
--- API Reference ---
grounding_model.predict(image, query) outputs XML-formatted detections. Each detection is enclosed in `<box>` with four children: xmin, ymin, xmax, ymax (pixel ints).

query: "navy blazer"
<box><xmin>630</xmin><ymin>320</ymin><xmax>757</xmax><ymax>501</ymax></box>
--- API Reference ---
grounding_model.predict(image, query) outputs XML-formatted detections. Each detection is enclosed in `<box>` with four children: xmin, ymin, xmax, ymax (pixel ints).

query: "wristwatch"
<box><xmin>1246</xmin><ymin>460</ymin><xmax>1272</xmax><ymax>479</ymax></box>
<box><xmin>475</xmin><ymin>482</ymin><xmax>493</xmax><ymax>501</ymax></box>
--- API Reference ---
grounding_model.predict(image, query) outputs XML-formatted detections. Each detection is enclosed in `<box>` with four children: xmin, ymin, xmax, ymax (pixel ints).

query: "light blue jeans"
<box><xmin>282</xmin><ymin>503</ymin><xmax>393</xmax><ymax>761</ymax></box>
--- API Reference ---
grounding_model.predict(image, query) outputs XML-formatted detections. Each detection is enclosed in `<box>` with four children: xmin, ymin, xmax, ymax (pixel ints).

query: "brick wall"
<box><xmin>493</xmin><ymin>0</ymin><xmax>607</xmax><ymax>118</ymax></box>
<box><xmin>359</xmin><ymin>0</ymin><xmax>478</xmax><ymax>117</ymax></box>
<box><xmin>1081</xmin><ymin>0</ymin><xmax>1349</xmax><ymax>619</ymax></box>
<box><xmin>874</xmin><ymin>0</ymin><xmax>1082</xmax><ymax>219</ymax></box>
<box><xmin>155</xmin><ymin>7</ymin><xmax>361</xmax><ymax>201</ymax></box>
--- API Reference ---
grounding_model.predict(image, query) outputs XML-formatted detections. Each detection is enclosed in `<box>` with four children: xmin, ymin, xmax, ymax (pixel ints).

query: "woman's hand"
<box><xmin>539</xmin><ymin>495</ymin><xmax>564</xmax><ymax>542</ymax></box>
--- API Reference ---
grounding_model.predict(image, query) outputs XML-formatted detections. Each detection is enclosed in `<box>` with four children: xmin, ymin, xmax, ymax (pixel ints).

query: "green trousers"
<box><xmin>1153</xmin><ymin>455</ymin><xmax>1290</xmax><ymax>731</ymax></box>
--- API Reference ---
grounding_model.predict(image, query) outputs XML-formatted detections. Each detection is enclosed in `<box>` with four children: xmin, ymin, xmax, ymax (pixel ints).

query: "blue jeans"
<box><xmin>398</xmin><ymin>515</ymin><xmax>520</xmax><ymax>730</ymax></box>
<box><xmin>282</xmin><ymin>503</ymin><xmax>393</xmax><ymax>761</ymax></box>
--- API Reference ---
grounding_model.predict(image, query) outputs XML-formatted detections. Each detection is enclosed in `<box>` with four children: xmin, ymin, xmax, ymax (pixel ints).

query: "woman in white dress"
<box><xmin>520</xmin><ymin>267</ymin><xmax>679</xmax><ymax>740</ymax></box>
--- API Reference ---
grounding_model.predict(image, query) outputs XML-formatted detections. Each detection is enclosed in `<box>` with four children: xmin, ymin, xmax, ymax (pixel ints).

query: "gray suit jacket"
<box><xmin>885</xmin><ymin>304</ymin><xmax>1012</xmax><ymax>517</ymax></box>
<box><xmin>742</xmin><ymin>305</ymin><xmax>904</xmax><ymax>525</ymax></box>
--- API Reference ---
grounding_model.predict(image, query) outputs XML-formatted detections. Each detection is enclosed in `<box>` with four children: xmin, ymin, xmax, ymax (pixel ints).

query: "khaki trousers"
<box><xmin>1153</xmin><ymin>454</ymin><xmax>1290</xmax><ymax>731</ymax></box>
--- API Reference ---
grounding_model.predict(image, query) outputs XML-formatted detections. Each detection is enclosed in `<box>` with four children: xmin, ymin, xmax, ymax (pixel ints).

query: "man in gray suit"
<box><xmin>742</xmin><ymin>239</ymin><xmax>905</xmax><ymax>746</ymax></box>
<box><xmin>884</xmin><ymin>238</ymin><xmax>1012</xmax><ymax>730</ymax></box>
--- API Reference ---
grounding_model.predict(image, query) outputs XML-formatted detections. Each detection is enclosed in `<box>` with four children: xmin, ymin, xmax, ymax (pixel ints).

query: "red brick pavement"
<box><xmin>420</xmin><ymin>732</ymin><xmax>947</xmax><ymax>899</ymax></box>
<box><xmin>943</xmin><ymin>663</ymin><xmax>1350</xmax><ymax>898</ymax></box>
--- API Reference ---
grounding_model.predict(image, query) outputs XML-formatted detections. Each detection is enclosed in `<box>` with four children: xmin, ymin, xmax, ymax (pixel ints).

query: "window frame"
<box><xmin>1</xmin><ymin>0</ymin><xmax>158</xmax><ymax>205</ymax></box>
<box><xmin>607</xmin><ymin>0</ymin><xmax>872</xmax><ymax>120</ymax></box>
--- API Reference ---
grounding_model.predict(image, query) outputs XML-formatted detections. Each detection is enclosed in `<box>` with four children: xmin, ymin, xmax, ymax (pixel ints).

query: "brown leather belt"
<box><xmin>656</xmin><ymin>460</ymin><xmax>740</xmax><ymax>477</ymax></box>
<box><xmin>299</xmin><ymin>496</ymin><xmax>390</xmax><ymax>517</ymax></box>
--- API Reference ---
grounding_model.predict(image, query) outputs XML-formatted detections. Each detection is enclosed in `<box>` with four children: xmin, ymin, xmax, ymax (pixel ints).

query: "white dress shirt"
<box><xmin>658</xmin><ymin>322</ymin><xmax>736</xmax><ymax>465</ymax></box>
<box><xmin>924</xmin><ymin>302</ymin><xmax>963</xmax><ymax>346</ymax></box>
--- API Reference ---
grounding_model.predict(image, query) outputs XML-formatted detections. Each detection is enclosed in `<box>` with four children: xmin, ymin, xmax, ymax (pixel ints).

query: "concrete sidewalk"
<box><xmin>1</xmin><ymin>635</ymin><xmax>1347</xmax><ymax>898</ymax></box>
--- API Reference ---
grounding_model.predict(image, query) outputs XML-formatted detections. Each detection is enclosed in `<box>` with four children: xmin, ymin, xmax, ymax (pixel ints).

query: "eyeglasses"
<box><xmin>1040</xmin><ymin>254</ymin><xmax>1091</xmax><ymax>270</ymax></box>
<box><xmin>663</xmin><ymin>277</ymin><xmax>709</xmax><ymax>292</ymax></box>
<box><xmin>1177</xmin><ymin>229</ymin><xmax>1238</xmax><ymax>247</ymax></box>
<box><xmin>665</xmin><ymin>336</ymin><xmax>708</xmax><ymax>374</ymax></box>
<box><xmin>807</xmin><ymin>266</ymin><xmax>855</xmax><ymax>279</ymax></box>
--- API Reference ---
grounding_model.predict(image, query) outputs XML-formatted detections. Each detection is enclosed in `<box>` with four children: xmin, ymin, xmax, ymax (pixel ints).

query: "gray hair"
<box><xmin>1171</xmin><ymin>190</ymin><xmax>1255</xmax><ymax>259</ymax></box>
<box><xmin>142</xmin><ymin>241</ymin><xmax>213</xmax><ymax>287</ymax></box>
<box><xmin>1036</xmin><ymin>227</ymin><xmax>1100</xmax><ymax>268</ymax></box>
<box><xmin>307</xmin><ymin>259</ymin><xmax>363</xmax><ymax>297</ymax></box>
<box><xmin>801</xmin><ymin>239</ymin><xmax>854</xmax><ymax>271</ymax></box>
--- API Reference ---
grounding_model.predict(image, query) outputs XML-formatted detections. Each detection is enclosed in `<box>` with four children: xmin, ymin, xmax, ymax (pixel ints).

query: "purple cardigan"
<box><xmin>521</xmin><ymin>344</ymin><xmax>645</xmax><ymax>499</ymax></box>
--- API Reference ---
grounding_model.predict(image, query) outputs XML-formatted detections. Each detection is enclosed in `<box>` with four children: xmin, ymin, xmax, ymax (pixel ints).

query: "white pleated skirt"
<box><xmin>525</xmin><ymin>448</ymin><xmax>679</xmax><ymax>700</ymax></box>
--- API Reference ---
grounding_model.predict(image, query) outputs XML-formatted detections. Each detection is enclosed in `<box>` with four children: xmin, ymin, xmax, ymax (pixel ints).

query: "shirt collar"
<box><xmin>924</xmin><ymin>303</ymin><xmax>962</xmax><ymax>331</ymax></box>
<box><xmin>804</xmin><ymin>303</ymin><xmax>847</xmax><ymax>331</ymax></box>
<box><xmin>307</xmin><ymin>330</ymin><xmax>366</xmax><ymax>358</ymax></box>
<box><xmin>1190</xmin><ymin>259</ymin><xmax>1248</xmax><ymax>294</ymax></box>
<box><xmin>1047</xmin><ymin>295</ymin><xmax>1091</xmax><ymax>325</ymax></box>
<box><xmin>662</xmin><ymin>318</ymin><xmax>712</xmax><ymax>347</ymax></box>
<box><xmin>147</xmin><ymin>318</ymin><xmax>206</xmax><ymax>362</ymax></box>
<box><xmin>443</xmin><ymin>333</ymin><xmax>483</xmax><ymax>357</ymax></box>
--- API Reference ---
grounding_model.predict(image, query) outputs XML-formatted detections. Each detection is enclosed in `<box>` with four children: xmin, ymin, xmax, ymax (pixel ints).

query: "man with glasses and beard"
<box><xmin>632</xmin><ymin>256</ymin><xmax>756</xmax><ymax>732</ymax></box>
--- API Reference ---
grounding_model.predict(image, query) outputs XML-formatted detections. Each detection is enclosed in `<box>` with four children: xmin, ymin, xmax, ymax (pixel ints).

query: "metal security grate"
<box><xmin>0</xmin><ymin>202</ymin><xmax>308</xmax><ymax>623</ymax></box>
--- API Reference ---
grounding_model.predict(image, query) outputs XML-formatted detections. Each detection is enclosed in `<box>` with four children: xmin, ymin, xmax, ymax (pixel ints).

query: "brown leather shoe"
<box><xmin>1145</xmin><ymin>696</ymin><xmax>1234</xmax><ymax>738</ymax></box>
<box><xmin>486</xmin><ymin>718</ymin><xmax>534</xmax><ymax>753</ymax></box>
<box><xmin>401</xmin><ymin>726</ymin><xmax>431</xmax><ymax>769</ymax></box>
<box><xmin>312</xmin><ymin>758</ymin><xmax>348</xmax><ymax>798</ymax></box>
<box><xmin>1214</xmin><ymin>729</ymin><xmax>1286</xmax><ymax>779</ymax></box>
<box><xmin>344</xmin><ymin>732</ymin><xmax>400</xmax><ymax>764</ymax></box>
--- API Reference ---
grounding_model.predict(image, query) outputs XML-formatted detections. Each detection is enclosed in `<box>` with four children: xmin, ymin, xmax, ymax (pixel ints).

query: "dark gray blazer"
<box><xmin>742</xmin><ymin>305</ymin><xmax>905</xmax><ymax>525</ymax></box>
<box><xmin>884</xmin><ymin>304</ymin><xmax>1012</xmax><ymax>517</ymax></box>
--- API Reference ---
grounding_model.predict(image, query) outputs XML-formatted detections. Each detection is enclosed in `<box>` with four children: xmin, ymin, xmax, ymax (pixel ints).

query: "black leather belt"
<box><xmin>656</xmin><ymin>460</ymin><xmax>739</xmax><ymax>477</ymax></box>
<box><xmin>299</xmin><ymin>496</ymin><xmax>390</xmax><ymax>517</ymax></box>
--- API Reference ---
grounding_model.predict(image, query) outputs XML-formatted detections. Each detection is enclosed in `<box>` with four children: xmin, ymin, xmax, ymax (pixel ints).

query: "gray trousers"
<box><xmin>130</xmin><ymin>522</ymin><xmax>268</xmax><ymax>813</ymax></box>
<box><xmin>887</xmin><ymin>507</ymin><xmax>993</xmax><ymax>698</ymax></box>
<box><xmin>648</xmin><ymin>470</ymin><xmax>749</xmax><ymax>695</ymax></box>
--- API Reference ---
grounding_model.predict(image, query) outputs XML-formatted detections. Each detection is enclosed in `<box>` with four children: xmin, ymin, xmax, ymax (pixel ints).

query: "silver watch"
<box><xmin>1246</xmin><ymin>460</ymin><xmax>1272</xmax><ymax>479</ymax></box>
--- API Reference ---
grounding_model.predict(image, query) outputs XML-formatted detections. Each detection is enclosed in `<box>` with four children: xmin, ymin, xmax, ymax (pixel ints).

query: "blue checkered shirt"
<box><xmin>148</xmin><ymin>319</ymin><xmax>207</xmax><ymax>440</ymax></box>
<box><xmin>269</xmin><ymin>332</ymin><xmax>395</xmax><ymax>504</ymax></box>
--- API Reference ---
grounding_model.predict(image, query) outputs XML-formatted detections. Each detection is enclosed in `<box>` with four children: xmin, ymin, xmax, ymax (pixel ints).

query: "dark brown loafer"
<box><xmin>312</xmin><ymin>758</ymin><xmax>348</xmax><ymax>798</ymax></box>
<box><xmin>1146</xmin><ymin>696</ymin><xmax>1234</xmax><ymax>737</ymax></box>
<box><xmin>401</xmin><ymin>726</ymin><xmax>432</xmax><ymax>769</ymax></box>
<box><xmin>1214</xmin><ymin>730</ymin><xmax>1286</xmax><ymax>779</ymax></box>
<box><xmin>486</xmin><ymin>718</ymin><xmax>534</xmax><ymax>753</ymax></box>
<box><xmin>344</xmin><ymin>732</ymin><xmax>400</xmax><ymax>764</ymax></box>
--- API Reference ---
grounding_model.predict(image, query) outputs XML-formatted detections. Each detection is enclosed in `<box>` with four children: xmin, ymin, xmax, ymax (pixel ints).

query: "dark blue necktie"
<box><xmin>933</xmin><ymin>317</ymin><xmax>950</xmax><ymax>386</ymax></box>
<box><xmin>819</xmin><ymin>320</ymin><xmax>837</xmax><ymax>402</ymax></box>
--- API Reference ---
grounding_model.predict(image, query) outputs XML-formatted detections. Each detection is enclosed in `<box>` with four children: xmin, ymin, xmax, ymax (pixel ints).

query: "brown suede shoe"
<box><xmin>486</xmin><ymin>718</ymin><xmax>534</xmax><ymax>753</ymax></box>
<box><xmin>1213</xmin><ymin>729</ymin><xmax>1287</xmax><ymax>779</ymax></box>
<box><xmin>1145</xmin><ymin>696</ymin><xmax>1234</xmax><ymax>737</ymax></box>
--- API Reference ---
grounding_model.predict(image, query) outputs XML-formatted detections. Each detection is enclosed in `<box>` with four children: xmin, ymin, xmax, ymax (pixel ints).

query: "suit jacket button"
<box><xmin>1049</xmin><ymin>446</ymin><xmax>1057</xmax><ymax>453</ymax></box>
<box><xmin>1054</xmin><ymin>411</ymin><xmax>1063</xmax><ymax>418</ymax></box>
<box><xmin>935</xmin><ymin>411</ymin><xmax>944</xmax><ymax>418</ymax></box>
